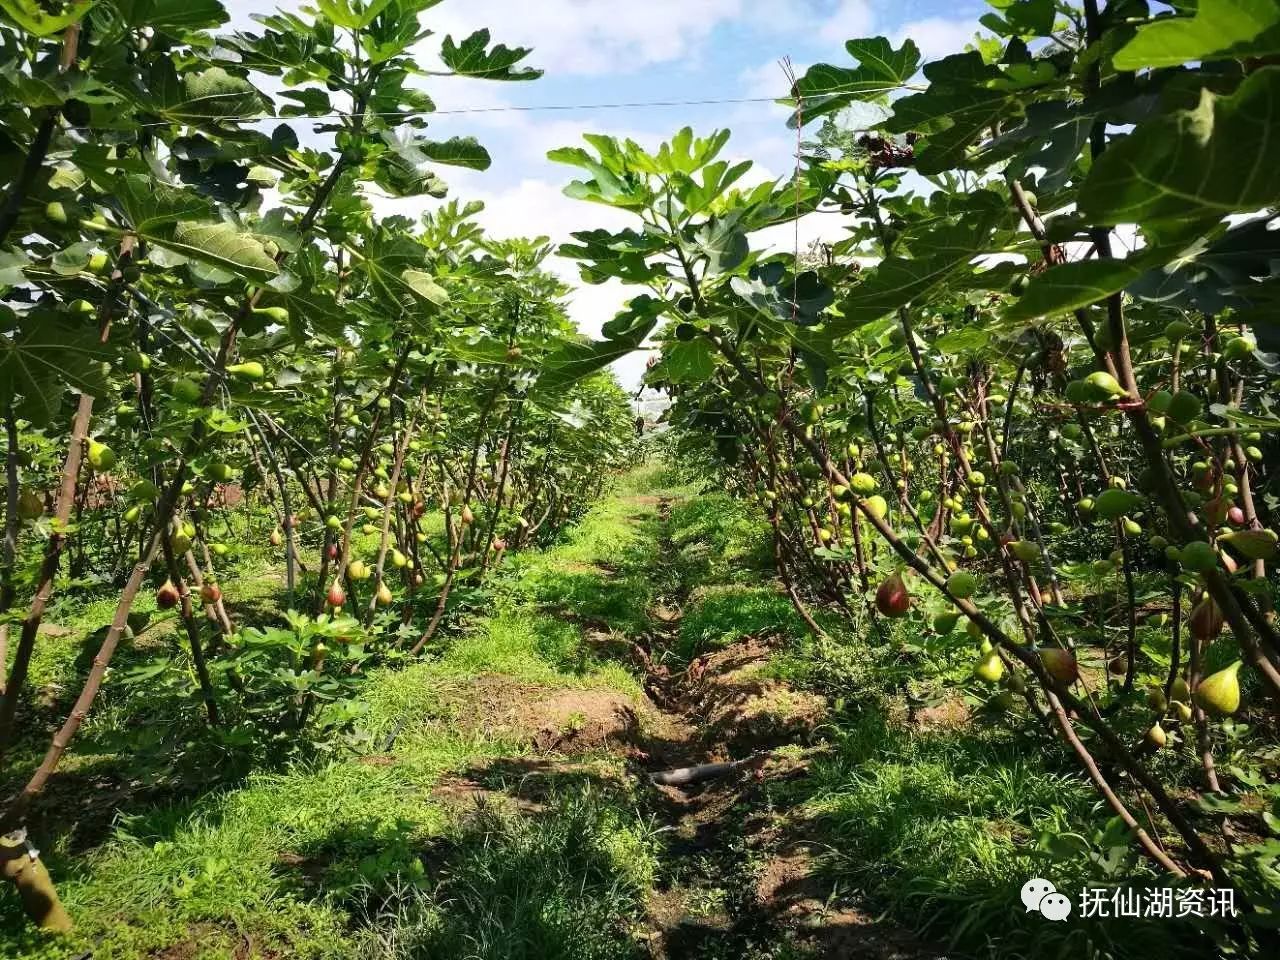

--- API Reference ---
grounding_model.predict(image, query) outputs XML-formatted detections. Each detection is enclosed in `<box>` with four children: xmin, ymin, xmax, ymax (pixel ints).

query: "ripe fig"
<box><xmin>326</xmin><ymin>581</ymin><xmax>346</xmax><ymax>608</ymax></box>
<box><xmin>375</xmin><ymin>581</ymin><xmax>393</xmax><ymax>606</ymax></box>
<box><xmin>1189</xmin><ymin>595</ymin><xmax>1224</xmax><ymax>642</ymax></box>
<box><xmin>875</xmin><ymin>572</ymin><xmax>911</xmax><ymax>618</ymax></box>
<box><xmin>156</xmin><ymin>580</ymin><xmax>180</xmax><ymax>609</ymax></box>
<box><xmin>200</xmin><ymin>582</ymin><xmax>222</xmax><ymax>604</ymax></box>
<box><xmin>1039</xmin><ymin>647</ymin><xmax>1079</xmax><ymax>684</ymax></box>
<box><xmin>269</xmin><ymin>528</ymin><xmax>283</xmax><ymax>547</ymax></box>
<box><xmin>1145</xmin><ymin>722</ymin><xmax>1168</xmax><ymax>749</ymax></box>
<box><xmin>1108</xmin><ymin>656</ymin><xmax>1127</xmax><ymax>676</ymax></box>
<box><xmin>460</xmin><ymin>505</ymin><xmax>475</xmax><ymax>525</ymax></box>
<box><xmin>1194</xmin><ymin>662</ymin><xmax>1242</xmax><ymax>715</ymax></box>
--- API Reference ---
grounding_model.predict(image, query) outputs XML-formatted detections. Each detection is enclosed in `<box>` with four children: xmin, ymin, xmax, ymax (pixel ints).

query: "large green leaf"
<box><xmin>534</xmin><ymin>299</ymin><xmax>660</xmax><ymax>393</ymax></box>
<box><xmin>440</xmin><ymin>29</ymin><xmax>542</xmax><ymax>81</ymax></box>
<box><xmin>1001</xmin><ymin>246</ymin><xmax>1173</xmax><ymax>325</ymax></box>
<box><xmin>649</xmin><ymin>339</ymin><xmax>716</xmax><ymax>384</ymax></box>
<box><xmin>115</xmin><ymin>0</ymin><xmax>227</xmax><ymax>31</ymax></box>
<box><xmin>1114</xmin><ymin>0</ymin><xmax>1280</xmax><ymax>70</ymax></box>
<box><xmin>827</xmin><ymin>196</ymin><xmax>1007</xmax><ymax>335</ymax></box>
<box><xmin>0</xmin><ymin>309</ymin><xmax>111</xmax><ymax>425</ymax></box>
<box><xmin>1079</xmin><ymin>69</ymin><xmax>1280</xmax><ymax>226</ymax></box>
<box><xmin>0</xmin><ymin>0</ymin><xmax>94</xmax><ymax>36</ymax></box>
<box><xmin>155</xmin><ymin>222</ymin><xmax>280</xmax><ymax>280</ymax></box>
<box><xmin>791</xmin><ymin>37</ymin><xmax>921</xmax><ymax>127</ymax></box>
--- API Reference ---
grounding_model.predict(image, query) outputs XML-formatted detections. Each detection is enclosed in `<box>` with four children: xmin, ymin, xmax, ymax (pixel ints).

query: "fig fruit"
<box><xmin>946</xmin><ymin>570</ymin><xmax>978</xmax><ymax>599</ymax></box>
<box><xmin>1194</xmin><ymin>662</ymin><xmax>1242</xmax><ymax>715</ymax></box>
<box><xmin>1188</xmin><ymin>595</ymin><xmax>1224</xmax><ymax>642</ymax></box>
<box><xmin>348</xmin><ymin>560</ymin><xmax>370</xmax><ymax>581</ymax></box>
<box><xmin>975</xmin><ymin>647</ymin><xmax>1004</xmax><ymax>684</ymax></box>
<box><xmin>327</xmin><ymin>581</ymin><xmax>346</xmax><ymax>608</ymax></box>
<box><xmin>1145</xmin><ymin>722</ymin><xmax>1167</xmax><ymax>749</ymax></box>
<box><xmin>875</xmin><ymin>572</ymin><xmax>910</xmax><ymax>618</ymax></box>
<box><xmin>156</xmin><ymin>580</ymin><xmax>180</xmax><ymax>609</ymax></box>
<box><xmin>200</xmin><ymin>582</ymin><xmax>221</xmax><ymax>604</ymax></box>
<box><xmin>1039</xmin><ymin>647</ymin><xmax>1079</xmax><ymax>684</ymax></box>
<box><xmin>375</xmin><ymin>581</ymin><xmax>393</xmax><ymax>606</ymax></box>
<box><xmin>87</xmin><ymin>439</ymin><xmax>116</xmax><ymax>471</ymax></box>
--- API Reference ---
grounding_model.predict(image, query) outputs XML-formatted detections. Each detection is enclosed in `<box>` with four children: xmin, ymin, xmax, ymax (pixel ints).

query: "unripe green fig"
<box><xmin>348</xmin><ymin>560</ymin><xmax>370</xmax><ymax>581</ymax></box>
<box><xmin>227</xmin><ymin>361</ymin><xmax>265</xmax><ymax>381</ymax></box>
<box><xmin>171</xmin><ymin>378</ymin><xmax>202</xmax><ymax>404</ymax></box>
<box><xmin>375</xmin><ymin>581</ymin><xmax>393</xmax><ymax>606</ymax></box>
<box><xmin>947</xmin><ymin>570</ymin><xmax>978</xmax><ymax>599</ymax></box>
<box><xmin>862</xmin><ymin>495</ymin><xmax>888</xmax><ymax>520</ymax></box>
<box><xmin>1194</xmin><ymin>662</ymin><xmax>1242</xmax><ymax>715</ymax></box>
<box><xmin>326</xmin><ymin>515</ymin><xmax>342</xmax><ymax>531</ymax></box>
<box><xmin>975</xmin><ymin>649</ymin><xmax>1004</xmax><ymax>684</ymax></box>
<box><xmin>123</xmin><ymin>504</ymin><xmax>141</xmax><ymax>524</ymax></box>
<box><xmin>250</xmin><ymin>306</ymin><xmax>290</xmax><ymax>323</ymax></box>
<box><xmin>1163</xmin><ymin>319</ymin><xmax>1193</xmax><ymax>341</ymax></box>
<box><xmin>1166</xmin><ymin>390</ymin><xmax>1201</xmax><ymax>425</ymax></box>
<box><xmin>967</xmin><ymin>471</ymin><xmax>985</xmax><ymax>488</ymax></box>
<box><xmin>1179</xmin><ymin>540</ymin><xmax>1217</xmax><ymax>573</ymax></box>
<box><xmin>1095</xmin><ymin>488</ymin><xmax>1141</xmax><ymax>520</ymax></box>
<box><xmin>933</xmin><ymin>611</ymin><xmax>960</xmax><ymax>635</ymax></box>
<box><xmin>1145</xmin><ymin>685</ymin><xmax>1167</xmax><ymax>712</ymax></box>
<box><xmin>1171</xmin><ymin>677</ymin><xmax>1190</xmax><ymax>703</ymax></box>
<box><xmin>1222</xmin><ymin>335</ymin><xmax>1255</xmax><ymax>360</ymax></box>
<box><xmin>123</xmin><ymin>351</ymin><xmax>151</xmax><ymax>373</ymax></box>
<box><xmin>850</xmin><ymin>472</ymin><xmax>877</xmax><ymax>495</ymax></box>
<box><xmin>87</xmin><ymin>439</ymin><xmax>115</xmax><ymax>471</ymax></box>
<box><xmin>1122</xmin><ymin>517</ymin><xmax>1142</xmax><ymax>537</ymax></box>
<box><xmin>1009</xmin><ymin>540</ymin><xmax>1040</xmax><ymax>563</ymax></box>
<box><xmin>205</xmin><ymin>462</ymin><xmax>234</xmax><ymax>483</ymax></box>
<box><xmin>390</xmin><ymin>548</ymin><xmax>407</xmax><ymax>568</ymax></box>
<box><xmin>1173</xmin><ymin>700</ymin><xmax>1193</xmax><ymax>722</ymax></box>
<box><xmin>45</xmin><ymin>200</ymin><xmax>70</xmax><ymax>224</ymax></box>
<box><xmin>1084</xmin><ymin>371</ymin><xmax>1126</xmax><ymax>401</ymax></box>
<box><xmin>17</xmin><ymin>490</ymin><xmax>44</xmax><ymax>521</ymax></box>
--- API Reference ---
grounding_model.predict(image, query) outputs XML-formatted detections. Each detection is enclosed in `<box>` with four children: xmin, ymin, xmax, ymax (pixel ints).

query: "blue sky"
<box><xmin>226</xmin><ymin>1</ymin><xmax>991</xmax><ymax>384</ymax></box>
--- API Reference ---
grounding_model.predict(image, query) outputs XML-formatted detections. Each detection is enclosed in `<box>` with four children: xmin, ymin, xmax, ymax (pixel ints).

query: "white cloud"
<box><xmin>892</xmin><ymin>16</ymin><xmax>981</xmax><ymax>62</ymax></box>
<box><xmin>817</xmin><ymin>0</ymin><xmax>875</xmax><ymax>46</ymax></box>
<box><xmin>429</xmin><ymin>0</ymin><xmax>745</xmax><ymax>76</ymax></box>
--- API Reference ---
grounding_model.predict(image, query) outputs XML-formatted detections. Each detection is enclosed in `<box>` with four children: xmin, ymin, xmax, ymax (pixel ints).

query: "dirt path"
<box><xmin>627</xmin><ymin>497</ymin><xmax>946</xmax><ymax>960</ymax></box>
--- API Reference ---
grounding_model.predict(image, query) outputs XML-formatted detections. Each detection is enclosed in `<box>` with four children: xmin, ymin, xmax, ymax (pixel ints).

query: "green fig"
<box><xmin>933</xmin><ymin>611</ymin><xmax>960</xmax><ymax>635</ymax></box>
<box><xmin>87</xmin><ymin>439</ymin><xmax>115</xmax><ymax>471</ymax></box>
<box><xmin>975</xmin><ymin>649</ymin><xmax>1004</xmax><ymax>684</ymax></box>
<box><xmin>227</xmin><ymin>361</ymin><xmax>265</xmax><ymax>381</ymax></box>
<box><xmin>1084</xmin><ymin>371</ymin><xmax>1126</xmax><ymax>401</ymax></box>
<box><xmin>1195</xmin><ymin>662</ymin><xmax>1242</xmax><ymax>715</ymax></box>
<box><xmin>947</xmin><ymin>570</ymin><xmax>979</xmax><ymax>599</ymax></box>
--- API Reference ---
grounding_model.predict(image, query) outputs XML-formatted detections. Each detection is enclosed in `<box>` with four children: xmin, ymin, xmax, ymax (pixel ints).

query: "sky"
<box><xmin>223</xmin><ymin>0</ymin><xmax>991</xmax><ymax>388</ymax></box>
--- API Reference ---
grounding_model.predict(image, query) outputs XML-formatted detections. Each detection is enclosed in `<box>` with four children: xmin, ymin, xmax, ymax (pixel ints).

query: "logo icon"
<box><xmin>1022</xmin><ymin>878</ymin><xmax>1073</xmax><ymax>921</ymax></box>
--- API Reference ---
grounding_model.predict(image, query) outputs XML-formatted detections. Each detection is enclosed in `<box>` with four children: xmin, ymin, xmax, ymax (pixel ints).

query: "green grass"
<box><xmin>0</xmin><ymin>473</ymin><xmax>668</xmax><ymax>960</ymax></box>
